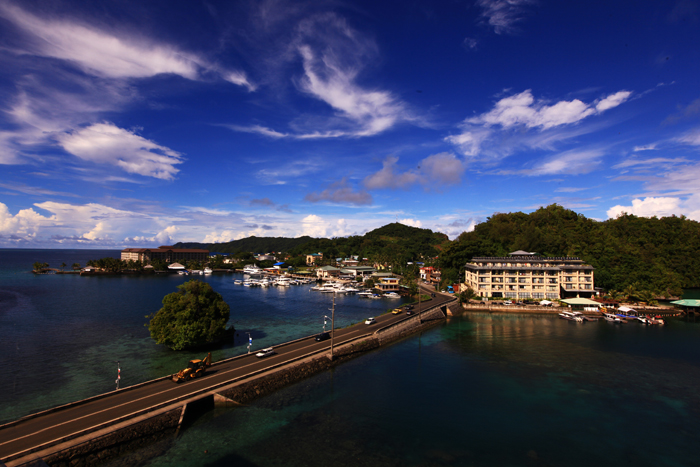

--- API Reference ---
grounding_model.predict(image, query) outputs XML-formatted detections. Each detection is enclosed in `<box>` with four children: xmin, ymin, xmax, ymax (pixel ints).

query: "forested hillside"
<box><xmin>173</xmin><ymin>236</ymin><xmax>314</xmax><ymax>254</ymax></box>
<box><xmin>288</xmin><ymin>223</ymin><xmax>449</xmax><ymax>265</ymax></box>
<box><xmin>438</xmin><ymin>204</ymin><xmax>700</xmax><ymax>294</ymax></box>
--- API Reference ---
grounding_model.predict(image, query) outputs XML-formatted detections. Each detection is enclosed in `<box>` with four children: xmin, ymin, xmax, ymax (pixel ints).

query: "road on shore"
<box><xmin>0</xmin><ymin>288</ymin><xmax>453</xmax><ymax>463</ymax></box>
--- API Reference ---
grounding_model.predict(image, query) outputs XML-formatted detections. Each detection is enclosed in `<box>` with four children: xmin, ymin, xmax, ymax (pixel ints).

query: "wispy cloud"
<box><xmin>305</xmin><ymin>178</ymin><xmax>373</xmax><ymax>206</ymax></box>
<box><xmin>447</xmin><ymin>89</ymin><xmax>632</xmax><ymax>164</ymax></box>
<box><xmin>56</xmin><ymin>123</ymin><xmax>184</xmax><ymax>180</ymax></box>
<box><xmin>476</xmin><ymin>0</ymin><xmax>537</xmax><ymax>35</ymax></box>
<box><xmin>0</xmin><ymin>2</ymin><xmax>253</xmax><ymax>87</ymax></box>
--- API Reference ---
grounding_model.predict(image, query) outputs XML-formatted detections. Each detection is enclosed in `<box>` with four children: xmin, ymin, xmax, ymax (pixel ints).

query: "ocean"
<box><xmin>2</xmin><ymin>249</ymin><xmax>700</xmax><ymax>466</ymax></box>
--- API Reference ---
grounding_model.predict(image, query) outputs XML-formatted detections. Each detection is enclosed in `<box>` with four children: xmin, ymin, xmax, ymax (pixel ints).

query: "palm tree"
<box><xmin>60</xmin><ymin>262</ymin><xmax>66</xmax><ymax>272</ymax></box>
<box><xmin>72</xmin><ymin>263</ymin><xmax>81</xmax><ymax>271</ymax></box>
<box><xmin>459</xmin><ymin>287</ymin><xmax>477</xmax><ymax>305</ymax></box>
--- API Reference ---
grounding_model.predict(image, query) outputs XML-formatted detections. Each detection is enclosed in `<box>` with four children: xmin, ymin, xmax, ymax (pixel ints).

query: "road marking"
<box><xmin>0</xmin><ymin>331</ymin><xmax>369</xmax><ymax>452</ymax></box>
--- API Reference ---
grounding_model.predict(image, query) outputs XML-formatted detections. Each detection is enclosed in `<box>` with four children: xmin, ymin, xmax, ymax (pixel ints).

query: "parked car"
<box><xmin>365</xmin><ymin>317</ymin><xmax>376</xmax><ymax>325</ymax></box>
<box><xmin>392</xmin><ymin>308</ymin><xmax>403</xmax><ymax>315</ymax></box>
<box><xmin>404</xmin><ymin>304</ymin><xmax>414</xmax><ymax>310</ymax></box>
<box><xmin>255</xmin><ymin>347</ymin><xmax>275</xmax><ymax>358</ymax></box>
<box><xmin>406</xmin><ymin>309</ymin><xmax>414</xmax><ymax>315</ymax></box>
<box><xmin>503</xmin><ymin>300</ymin><xmax>513</xmax><ymax>305</ymax></box>
<box><xmin>315</xmin><ymin>332</ymin><xmax>330</xmax><ymax>341</ymax></box>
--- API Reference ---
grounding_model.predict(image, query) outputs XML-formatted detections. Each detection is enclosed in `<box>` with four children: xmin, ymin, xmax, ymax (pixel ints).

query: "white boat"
<box><xmin>203</xmin><ymin>267</ymin><xmax>212</xmax><ymax>274</ymax></box>
<box><xmin>559</xmin><ymin>311</ymin><xmax>584</xmax><ymax>322</ymax></box>
<box><xmin>384</xmin><ymin>292</ymin><xmax>401</xmax><ymax>298</ymax></box>
<box><xmin>243</xmin><ymin>264</ymin><xmax>263</xmax><ymax>275</ymax></box>
<box><xmin>357</xmin><ymin>290</ymin><xmax>373</xmax><ymax>297</ymax></box>
<box><xmin>234</xmin><ymin>280</ymin><xmax>242</xmax><ymax>284</ymax></box>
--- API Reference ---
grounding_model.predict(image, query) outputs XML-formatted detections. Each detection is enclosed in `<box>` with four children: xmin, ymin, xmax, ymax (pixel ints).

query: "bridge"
<box><xmin>0</xmin><ymin>289</ymin><xmax>454</xmax><ymax>467</ymax></box>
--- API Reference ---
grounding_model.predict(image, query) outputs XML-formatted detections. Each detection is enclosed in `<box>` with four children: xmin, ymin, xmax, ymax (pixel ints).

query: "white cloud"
<box><xmin>606</xmin><ymin>197</ymin><xmax>696</xmax><ymax>219</ymax></box>
<box><xmin>364</xmin><ymin>153</ymin><xmax>465</xmax><ymax>190</ymax></box>
<box><xmin>595</xmin><ymin>91</ymin><xmax>632</xmax><ymax>112</ymax></box>
<box><xmin>0</xmin><ymin>2</ymin><xmax>251</xmax><ymax>86</ymax></box>
<box><xmin>612</xmin><ymin>157</ymin><xmax>689</xmax><ymax>170</ymax></box>
<box><xmin>300</xmin><ymin>214</ymin><xmax>352</xmax><ymax>238</ymax></box>
<box><xmin>56</xmin><ymin>123</ymin><xmax>184</xmax><ymax>180</ymax></box>
<box><xmin>447</xmin><ymin>89</ymin><xmax>631</xmax><ymax>162</ymax></box>
<box><xmin>296</xmin><ymin>43</ymin><xmax>405</xmax><ymax>137</ymax></box>
<box><xmin>399</xmin><ymin>218</ymin><xmax>422</xmax><ymax>228</ymax></box>
<box><xmin>477</xmin><ymin>0</ymin><xmax>536</xmax><ymax>35</ymax></box>
<box><xmin>677</xmin><ymin>127</ymin><xmax>700</xmax><ymax>146</ymax></box>
<box><xmin>525</xmin><ymin>149</ymin><xmax>604</xmax><ymax>176</ymax></box>
<box><xmin>469</xmin><ymin>89</ymin><xmax>630</xmax><ymax>130</ymax></box>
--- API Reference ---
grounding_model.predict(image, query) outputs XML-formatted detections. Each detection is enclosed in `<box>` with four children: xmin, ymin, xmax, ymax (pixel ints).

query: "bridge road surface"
<box><xmin>0</xmin><ymin>290</ymin><xmax>453</xmax><ymax>462</ymax></box>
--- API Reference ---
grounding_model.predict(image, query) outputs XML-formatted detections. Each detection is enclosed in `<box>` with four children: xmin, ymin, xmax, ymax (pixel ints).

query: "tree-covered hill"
<box><xmin>173</xmin><ymin>236</ymin><xmax>314</xmax><ymax>254</ymax></box>
<box><xmin>287</xmin><ymin>223</ymin><xmax>449</xmax><ymax>265</ymax></box>
<box><xmin>438</xmin><ymin>204</ymin><xmax>700</xmax><ymax>294</ymax></box>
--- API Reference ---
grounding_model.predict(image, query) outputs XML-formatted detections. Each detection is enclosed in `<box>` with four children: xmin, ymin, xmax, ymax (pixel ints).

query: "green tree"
<box><xmin>459</xmin><ymin>287</ymin><xmax>477</xmax><ymax>305</ymax></box>
<box><xmin>60</xmin><ymin>262</ymin><xmax>66</xmax><ymax>272</ymax></box>
<box><xmin>147</xmin><ymin>280</ymin><xmax>231</xmax><ymax>350</ymax></box>
<box><xmin>72</xmin><ymin>262</ymin><xmax>81</xmax><ymax>271</ymax></box>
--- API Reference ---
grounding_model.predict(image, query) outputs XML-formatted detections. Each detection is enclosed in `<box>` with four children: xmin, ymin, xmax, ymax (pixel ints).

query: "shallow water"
<box><xmin>107</xmin><ymin>313</ymin><xmax>700</xmax><ymax>467</ymax></box>
<box><xmin>0</xmin><ymin>249</ymin><xmax>402</xmax><ymax>423</ymax></box>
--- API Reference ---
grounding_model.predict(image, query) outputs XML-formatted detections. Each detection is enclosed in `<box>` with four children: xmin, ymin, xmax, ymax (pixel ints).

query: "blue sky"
<box><xmin>1</xmin><ymin>0</ymin><xmax>699</xmax><ymax>248</ymax></box>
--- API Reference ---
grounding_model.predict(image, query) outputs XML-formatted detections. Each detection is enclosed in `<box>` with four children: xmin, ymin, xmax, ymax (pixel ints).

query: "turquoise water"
<box><xmin>108</xmin><ymin>313</ymin><xmax>700</xmax><ymax>467</ymax></box>
<box><xmin>0</xmin><ymin>249</ymin><xmax>403</xmax><ymax>423</ymax></box>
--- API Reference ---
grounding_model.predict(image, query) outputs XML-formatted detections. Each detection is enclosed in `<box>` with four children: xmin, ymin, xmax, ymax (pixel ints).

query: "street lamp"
<box><xmin>114</xmin><ymin>361</ymin><xmax>121</xmax><ymax>390</ymax></box>
<box><xmin>323</xmin><ymin>315</ymin><xmax>330</xmax><ymax>332</ymax></box>
<box><xmin>246</xmin><ymin>332</ymin><xmax>252</xmax><ymax>354</ymax></box>
<box><xmin>329</xmin><ymin>294</ymin><xmax>336</xmax><ymax>361</ymax></box>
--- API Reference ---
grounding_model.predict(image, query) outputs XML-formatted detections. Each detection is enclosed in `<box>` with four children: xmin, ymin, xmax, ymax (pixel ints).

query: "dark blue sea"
<box><xmin>2</xmin><ymin>249</ymin><xmax>700</xmax><ymax>466</ymax></box>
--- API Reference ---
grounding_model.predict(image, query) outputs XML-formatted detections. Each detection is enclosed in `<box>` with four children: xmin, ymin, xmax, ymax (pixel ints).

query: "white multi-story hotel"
<box><xmin>464</xmin><ymin>250</ymin><xmax>595</xmax><ymax>300</ymax></box>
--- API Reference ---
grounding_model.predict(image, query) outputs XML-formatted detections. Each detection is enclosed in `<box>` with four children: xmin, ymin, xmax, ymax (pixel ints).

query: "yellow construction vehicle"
<box><xmin>172</xmin><ymin>352</ymin><xmax>212</xmax><ymax>383</ymax></box>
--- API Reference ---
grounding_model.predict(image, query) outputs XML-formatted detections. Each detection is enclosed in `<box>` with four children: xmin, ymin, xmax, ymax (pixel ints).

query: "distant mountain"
<box><xmin>173</xmin><ymin>236</ymin><xmax>314</xmax><ymax>254</ymax></box>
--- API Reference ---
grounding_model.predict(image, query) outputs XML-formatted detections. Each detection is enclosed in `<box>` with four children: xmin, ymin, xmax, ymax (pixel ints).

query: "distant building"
<box><xmin>121</xmin><ymin>246</ymin><xmax>209</xmax><ymax>264</ymax></box>
<box><xmin>306</xmin><ymin>252</ymin><xmax>323</xmax><ymax>266</ymax></box>
<box><xmin>377</xmin><ymin>276</ymin><xmax>400</xmax><ymax>292</ymax></box>
<box><xmin>420</xmin><ymin>266</ymin><xmax>441</xmax><ymax>286</ymax></box>
<box><xmin>316</xmin><ymin>265</ymin><xmax>340</xmax><ymax>279</ymax></box>
<box><xmin>340</xmin><ymin>266</ymin><xmax>376</xmax><ymax>279</ymax></box>
<box><xmin>464</xmin><ymin>251</ymin><xmax>595</xmax><ymax>300</ymax></box>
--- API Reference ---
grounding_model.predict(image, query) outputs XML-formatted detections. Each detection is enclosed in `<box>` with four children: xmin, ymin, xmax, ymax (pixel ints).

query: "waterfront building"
<box><xmin>340</xmin><ymin>266</ymin><xmax>376</xmax><ymax>278</ymax></box>
<box><xmin>376</xmin><ymin>276</ymin><xmax>400</xmax><ymax>292</ymax></box>
<box><xmin>464</xmin><ymin>250</ymin><xmax>595</xmax><ymax>300</ymax></box>
<box><xmin>420</xmin><ymin>266</ymin><xmax>442</xmax><ymax>286</ymax></box>
<box><xmin>316</xmin><ymin>265</ymin><xmax>341</xmax><ymax>279</ymax></box>
<box><xmin>121</xmin><ymin>246</ymin><xmax>209</xmax><ymax>264</ymax></box>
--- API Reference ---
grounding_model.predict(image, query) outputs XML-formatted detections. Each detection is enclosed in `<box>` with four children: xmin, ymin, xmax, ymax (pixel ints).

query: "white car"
<box><xmin>503</xmin><ymin>300</ymin><xmax>513</xmax><ymax>305</ymax></box>
<box><xmin>255</xmin><ymin>347</ymin><xmax>275</xmax><ymax>358</ymax></box>
<box><xmin>365</xmin><ymin>317</ymin><xmax>376</xmax><ymax>325</ymax></box>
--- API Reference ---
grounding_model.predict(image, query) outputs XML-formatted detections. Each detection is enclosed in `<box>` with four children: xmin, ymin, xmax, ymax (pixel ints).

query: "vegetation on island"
<box><xmin>438</xmin><ymin>204</ymin><xmax>700</xmax><ymax>298</ymax></box>
<box><xmin>174</xmin><ymin>236</ymin><xmax>314</xmax><ymax>255</ymax></box>
<box><xmin>147</xmin><ymin>280</ymin><xmax>232</xmax><ymax>351</ymax></box>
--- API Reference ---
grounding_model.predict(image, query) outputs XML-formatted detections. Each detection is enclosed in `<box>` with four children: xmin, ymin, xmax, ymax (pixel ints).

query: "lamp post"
<box><xmin>329</xmin><ymin>294</ymin><xmax>336</xmax><ymax>361</ymax></box>
<box><xmin>114</xmin><ymin>361</ymin><xmax>120</xmax><ymax>390</ymax></box>
<box><xmin>246</xmin><ymin>332</ymin><xmax>252</xmax><ymax>354</ymax></box>
<box><xmin>323</xmin><ymin>315</ymin><xmax>330</xmax><ymax>332</ymax></box>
